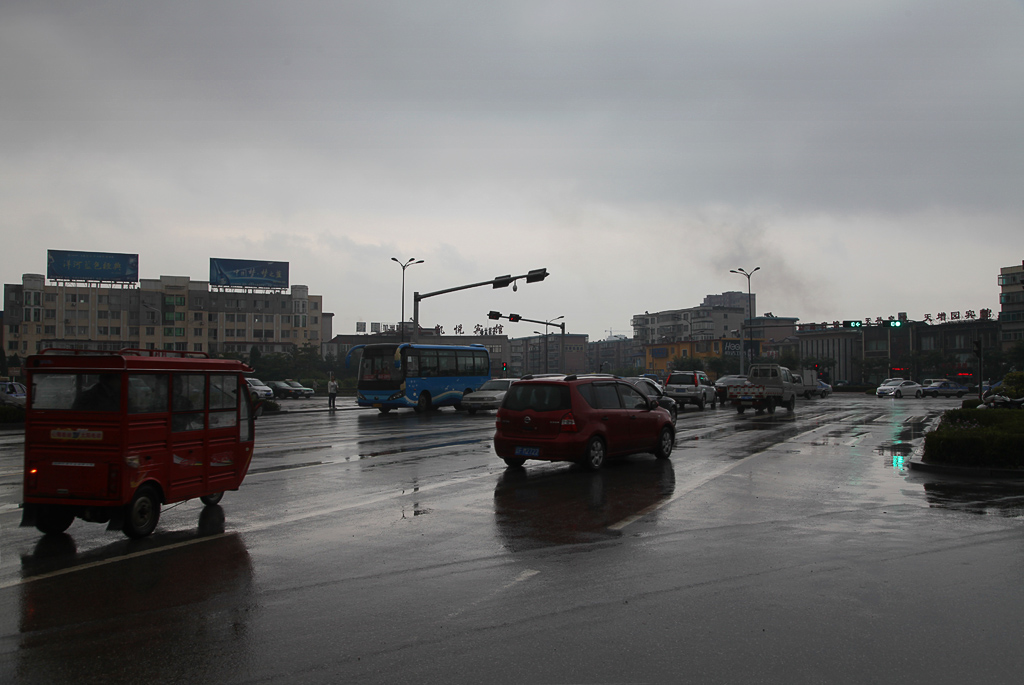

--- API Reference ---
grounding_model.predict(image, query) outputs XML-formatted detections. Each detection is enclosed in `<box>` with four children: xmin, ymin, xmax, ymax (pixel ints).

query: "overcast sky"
<box><xmin>3</xmin><ymin>1</ymin><xmax>1022</xmax><ymax>340</ymax></box>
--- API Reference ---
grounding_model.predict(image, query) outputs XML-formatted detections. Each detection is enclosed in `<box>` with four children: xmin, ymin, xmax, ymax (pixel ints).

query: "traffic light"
<box><xmin>842</xmin><ymin>320</ymin><xmax>863</xmax><ymax>328</ymax></box>
<box><xmin>974</xmin><ymin>340</ymin><xmax>982</xmax><ymax>357</ymax></box>
<box><xmin>488</xmin><ymin>310</ymin><xmax>502</xmax><ymax>320</ymax></box>
<box><xmin>508</xmin><ymin>313</ymin><xmax>521</xmax><ymax>323</ymax></box>
<box><xmin>492</xmin><ymin>275</ymin><xmax>514</xmax><ymax>289</ymax></box>
<box><xmin>883</xmin><ymin>320</ymin><xmax>902</xmax><ymax>328</ymax></box>
<box><xmin>502</xmin><ymin>362</ymin><xmax>508</xmax><ymax>376</ymax></box>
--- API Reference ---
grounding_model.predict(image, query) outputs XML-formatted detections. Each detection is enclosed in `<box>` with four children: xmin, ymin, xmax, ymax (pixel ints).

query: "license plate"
<box><xmin>515</xmin><ymin>446</ymin><xmax>540</xmax><ymax>457</ymax></box>
<box><xmin>373</xmin><ymin>403</ymin><xmax>383</xmax><ymax>408</ymax></box>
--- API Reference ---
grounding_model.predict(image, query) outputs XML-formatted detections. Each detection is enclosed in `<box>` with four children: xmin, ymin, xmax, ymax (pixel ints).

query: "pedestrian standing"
<box><xmin>328</xmin><ymin>376</ymin><xmax>338</xmax><ymax>409</ymax></box>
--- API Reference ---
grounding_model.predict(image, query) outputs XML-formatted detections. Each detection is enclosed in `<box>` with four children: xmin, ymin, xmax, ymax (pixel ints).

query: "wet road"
<box><xmin>2</xmin><ymin>394</ymin><xmax>1024</xmax><ymax>684</ymax></box>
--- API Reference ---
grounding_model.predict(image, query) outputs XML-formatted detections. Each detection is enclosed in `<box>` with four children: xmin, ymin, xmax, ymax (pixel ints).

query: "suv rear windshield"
<box><xmin>666</xmin><ymin>373</ymin><xmax>695</xmax><ymax>385</ymax></box>
<box><xmin>502</xmin><ymin>383</ymin><xmax>571</xmax><ymax>412</ymax></box>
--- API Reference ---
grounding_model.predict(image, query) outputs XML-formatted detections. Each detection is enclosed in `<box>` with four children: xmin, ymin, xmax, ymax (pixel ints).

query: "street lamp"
<box><xmin>730</xmin><ymin>266</ymin><xmax>760</xmax><ymax>375</ymax></box>
<box><xmin>533</xmin><ymin>331</ymin><xmax>549</xmax><ymax>374</ymax></box>
<box><xmin>391</xmin><ymin>257</ymin><xmax>423</xmax><ymax>342</ymax></box>
<box><xmin>545</xmin><ymin>315</ymin><xmax>564</xmax><ymax>372</ymax></box>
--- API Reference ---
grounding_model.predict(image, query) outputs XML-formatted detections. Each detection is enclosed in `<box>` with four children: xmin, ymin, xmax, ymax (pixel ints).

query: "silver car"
<box><xmin>461</xmin><ymin>378</ymin><xmax>516</xmax><ymax>414</ymax></box>
<box><xmin>0</xmin><ymin>381</ymin><xmax>27</xmax><ymax>408</ymax></box>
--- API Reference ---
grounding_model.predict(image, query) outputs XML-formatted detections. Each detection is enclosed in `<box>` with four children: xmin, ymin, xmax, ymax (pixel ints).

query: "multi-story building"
<box><xmin>632</xmin><ymin>304</ymin><xmax>746</xmax><ymax>343</ymax></box>
<box><xmin>702</xmin><ymin>291</ymin><xmax>755</xmax><ymax>318</ymax></box>
<box><xmin>998</xmin><ymin>260</ymin><xmax>1024</xmax><ymax>350</ymax></box>
<box><xmin>4</xmin><ymin>273</ymin><xmax>332</xmax><ymax>365</ymax></box>
<box><xmin>587</xmin><ymin>335</ymin><xmax>644</xmax><ymax>375</ymax></box>
<box><xmin>513</xmin><ymin>332</ymin><xmax>589</xmax><ymax>376</ymax></box>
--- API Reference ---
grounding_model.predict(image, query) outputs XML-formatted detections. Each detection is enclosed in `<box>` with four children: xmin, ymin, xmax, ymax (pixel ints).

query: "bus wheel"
<box><xmin>378</xmin><ymin>407</ymin><xmax>392</xmax><ymax>414</ymax></box>
<box><xmin>36</xmin><ymin>506</ymin><xmax>75</xmax><ymax>535</ymax></box>
<box><xmin>124</xmin><ymin>486</ymin><xmax>161</xmax><ymax>539</ymax></box>
<box><xmin>415</xmin><ymin>392</ymin><xmax>431</xmax><ymax>413</ymax></box>
<box><xmin>200</xmin><ymin>492</ymin><xmax>224</xmax><ymax>506</ymax></box>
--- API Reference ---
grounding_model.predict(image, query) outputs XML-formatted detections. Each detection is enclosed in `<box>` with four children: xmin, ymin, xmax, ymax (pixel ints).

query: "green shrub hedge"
<box><xmin>924</xmin><ymin>408</ymin><xmax>1024</xmax><ymax>469</ymax></box>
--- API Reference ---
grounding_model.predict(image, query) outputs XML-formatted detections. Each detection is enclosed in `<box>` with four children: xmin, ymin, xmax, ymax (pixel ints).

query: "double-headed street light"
<box><xmin>730</xmin><ymin>266</ymin><xmax>760</xmax><ymax>375</ymax></box>
<box><xmin>392</xmin><ymin>257</ymin><xmax>424</xmax><ymax>342</ymax></box>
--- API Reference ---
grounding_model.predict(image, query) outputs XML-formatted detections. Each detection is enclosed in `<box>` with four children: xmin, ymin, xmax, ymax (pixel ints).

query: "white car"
<box><xmin>876</xmin><ymin>380</ymin><xmax>923</xmax><ymax>398</ymax></box>
<box><xmin>245</xmin><ymin>377</ymin><xmax>275</xmax><ymax>402</ymax></box>
<box><xmin>461</xmin><ymin>378</ymin><xmax>516</xmax><ymax>414</ymax></box>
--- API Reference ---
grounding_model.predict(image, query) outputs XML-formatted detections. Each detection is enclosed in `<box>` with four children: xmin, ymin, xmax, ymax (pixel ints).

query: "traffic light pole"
<box><xmin>411</xmin><ymin>269</ymin><xmax>548</xmax><ymax>343</ymax></box>
<box><xmin>488</xmin><ymin>311</ymin><xmax>566</xmax><ymax>373</ymax></box>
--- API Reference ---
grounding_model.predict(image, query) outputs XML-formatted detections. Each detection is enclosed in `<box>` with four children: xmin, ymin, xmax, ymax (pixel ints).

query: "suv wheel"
<box><xmin>696</xmin><ymin>396</ymin><xmax>705</xmax><ymax>411</ymax></box>
<box><xmin>581</xmin><ymin>437</ymin><xmax>606</xmax><ymax>471</ymax></box>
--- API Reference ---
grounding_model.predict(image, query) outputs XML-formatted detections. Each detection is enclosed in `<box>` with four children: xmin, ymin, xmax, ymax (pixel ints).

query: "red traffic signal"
<box><xmin>508</xmin><ymin>314</ymin><xmax>521</xmax><ymax>322</ymax></box>
<box><xmin>488</xmin><ymin>311</ymin><xmax>502</xmax><ymax>320</ymax></box>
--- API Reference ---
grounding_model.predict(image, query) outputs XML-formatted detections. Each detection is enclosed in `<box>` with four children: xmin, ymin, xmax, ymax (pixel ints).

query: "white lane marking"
<box><xmin>447</xmin><ymin>569</ymin><xmax>540</xmax><ymax>619</ymax></box>
<box><xmin>0</xmin><ymin>533</ymin><xmax>228</xmax><ymax>591</ymax></box>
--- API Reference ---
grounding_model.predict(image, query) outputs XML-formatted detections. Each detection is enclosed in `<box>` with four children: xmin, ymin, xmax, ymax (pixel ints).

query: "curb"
<box><xmin>908</xmin><ymin>458</ymin><xmax>1024</xmax><ymax>480</ymax></box>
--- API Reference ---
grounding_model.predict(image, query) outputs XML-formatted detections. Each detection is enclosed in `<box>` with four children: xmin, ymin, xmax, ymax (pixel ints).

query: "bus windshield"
<box><xmin>359</xmin><ymin>347</ymin><xmax>401</xmax><ymax>386</ymax></box>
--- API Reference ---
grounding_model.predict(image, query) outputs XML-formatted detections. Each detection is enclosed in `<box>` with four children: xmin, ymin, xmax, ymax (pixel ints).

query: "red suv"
<box><xmin>494</xmin><ymin>375</ymin><xmax>675</xmax><ymax>469</ymax></box>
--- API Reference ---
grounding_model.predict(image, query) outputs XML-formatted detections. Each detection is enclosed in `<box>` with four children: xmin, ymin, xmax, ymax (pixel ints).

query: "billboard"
<box><xmin>47</xmin><ymin>250</ymin><xmax>139</xmax><ymax>283</ymax></box>
<box><xmin>210</xmin><ymin>259</ymin><xmax>289</xmax><ymax>289</ymax></box>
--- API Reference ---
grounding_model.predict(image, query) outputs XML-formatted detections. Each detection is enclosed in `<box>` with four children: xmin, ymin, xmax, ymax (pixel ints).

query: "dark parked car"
<box><xmin>625</xmin><ymin>376</ymin><xmax>678</xmax><ymax>424</ymax></box>
<box><xmin>266</xmin><ymin>380</ymin><xmax>311</xmax><ymax>399</ymax></box>
<box><xmin>922</xmin><ymin>381</ymin><xmax>969</xmax><ymax>398</ymax></box>
<box><xmin>284</xmin><ymin>379</ymin><xmax>315</xmax><ymax>398</ymax></box>
<box><xmin>494</xmin><ymin>374</ymin><xmax>675</xmax><ymax>470</ymax></box>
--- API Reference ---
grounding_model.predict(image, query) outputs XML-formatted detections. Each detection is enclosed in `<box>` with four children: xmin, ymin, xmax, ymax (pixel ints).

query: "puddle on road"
<box><xmin>920</xmin><ymin>481</ymin><xmax>1024</xmax><ymax>518</ymax></box>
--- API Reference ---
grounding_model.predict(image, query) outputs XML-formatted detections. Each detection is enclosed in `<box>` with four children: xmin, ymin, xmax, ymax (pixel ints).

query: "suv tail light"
<box><xmin>560</xmin><ymin>412</ymin><xmax>578</xmax><ymax>432</ymax></box>
<box><xmin>693</xmin><ymin>375</ymin><xmax>699</xmax><ymax>387</ymax></box>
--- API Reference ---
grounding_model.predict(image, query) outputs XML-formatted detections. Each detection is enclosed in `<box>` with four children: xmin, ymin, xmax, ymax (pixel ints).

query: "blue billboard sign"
<box><xmin>210</xmin><ymin>259</ymin><xmax>289</xmax><ymax>289</ymax></box>
<box><xmin>47</xmin><ymin>250</ymin><xmax>139</xmax><ymax>282</ymax></box>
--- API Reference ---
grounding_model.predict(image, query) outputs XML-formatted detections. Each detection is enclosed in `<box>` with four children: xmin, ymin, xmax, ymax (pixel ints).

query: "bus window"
<box><xmin>172</xmin><ymin>374</ymin><xmax>206</xmax><ymax>432</ymax></box>
<box><xmin>209</xmin><ymin>375</ymin><xmax>238</xmax><ymax>429</ymax></box>
<box><xmin>456</xmin><ymin>350</ymin><xmax>474</xmax><ymax>374</ymax></box>
<box><xmin>420</xmin><ymin>351</ymin><xmax>438</xmax><ymax>378</ymax></box>
<box><xmin>405</xmin><ymin>351</ymin><xmax>420</xmax><ymax>378</ymax></box>
<box><xmin>474</xmin><ymin>352</ymin><xmax>489</xmax><ymax>376</ymax></box>
<box><xmin>128</xmin><ymin>374</ymin><xmax>169</xmax><ymax>414</ymax></box>
<box><xmin>438</xmin><ymin>349</ymin><xmax>457</xmax><ymax>376</ymax></box>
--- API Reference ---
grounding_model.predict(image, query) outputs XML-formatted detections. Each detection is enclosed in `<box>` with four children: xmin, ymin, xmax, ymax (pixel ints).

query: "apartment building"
<box><xmin>4</xmin><ymin>273</ymin><xmax>332</xmax><ymax>363</ymax></box>
<box><xmin>999</xmin><ymin>261</ymin><xmax>1024</xmax><ymax>350</ymax></box>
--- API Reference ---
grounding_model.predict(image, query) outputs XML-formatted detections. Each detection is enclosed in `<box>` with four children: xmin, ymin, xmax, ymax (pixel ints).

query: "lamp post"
<box><xmin>391</xmin><ymin>257</ymin><xmax>423</xmax><ymax>342</ymax></box>
<box><xmin>730</xmin><ymin>267</ymin><xmax>760</xmax><ymax>375</ymax></box>
<box><xmin>545</xmin><ymin>316</ymin><xmax>564</xmax><ymax>372</ymax></box>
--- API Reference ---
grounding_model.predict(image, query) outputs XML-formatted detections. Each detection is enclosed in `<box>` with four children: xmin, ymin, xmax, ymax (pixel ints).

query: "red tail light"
<box><xmin>560</xmin><ymin>412</ymin><xmax>578</xmax><ymax>432</ymax></box>
<box><xmin>694</xmin><ymin>375</ymin><xmax>699</xmax><ymax>387</ymax></box>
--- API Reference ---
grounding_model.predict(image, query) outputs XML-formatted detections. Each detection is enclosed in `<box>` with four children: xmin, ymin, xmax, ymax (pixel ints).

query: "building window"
<box><xmin>77</xmin><ymin>326</ymin><xmax>88</xmax><ymax>335</ymax></box>
<box><xmin>98</xmin><ymin>310</ymin><xmax>109</xmax><ymax>319</ymax></box>
<box><xmin>129</xmin><ymin>327</ymin><xmax>139</xmax><ymax>336</ymax></box>
<box><xmin>175</xmin><ymin>328</ymin><xmax>185</xmax><ymax>337</ymax></box>
<box><xmin>111</xmin><ymin>327</ymin><xmax>121</xmax><ymax>335</ymax></box>
<box><xmin>194</xmin><ymin>328</ymin><xmax>203</xmax><ymax>336</ymax></box>
<box><xmin>44</xmin><ymin>309</ymin><xmax>56</xmax><ymax>319</ymax></box>
<box><xmin>98</xmin><ymin>327</ymin><xmax>109</xmax><ymax>335</ymax></box>
<box><xmin>146</xmin><ymin>327</ymin><xmax>156</xmax><ymax>336</ymax></box>
<box><xmin>164</xmin><ymin>327</ymin><xmax>175</xmax><ymax>336</ymax></box>
<box><xmin>194</xmin><ymin>312</ymin><xmax>203</xmax><ymax>321</ymax></box>
<box><xmin>193</xmin><ymin>343</ymin><xmax>203</xmax><ymax>352</ymax></box>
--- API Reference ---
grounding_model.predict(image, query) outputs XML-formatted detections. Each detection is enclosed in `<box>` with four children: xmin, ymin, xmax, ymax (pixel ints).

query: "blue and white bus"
<box><xmin>347</xmin><ymin>343</ymin><xmax>491</xmax><ymax>413</ymax></box>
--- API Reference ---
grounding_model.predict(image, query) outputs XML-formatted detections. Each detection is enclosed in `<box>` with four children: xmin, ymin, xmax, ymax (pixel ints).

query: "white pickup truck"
<box><xmin>727</xmin><ymin>364</ymin><xmax>799</xmax><ymax>414</ymax></box>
